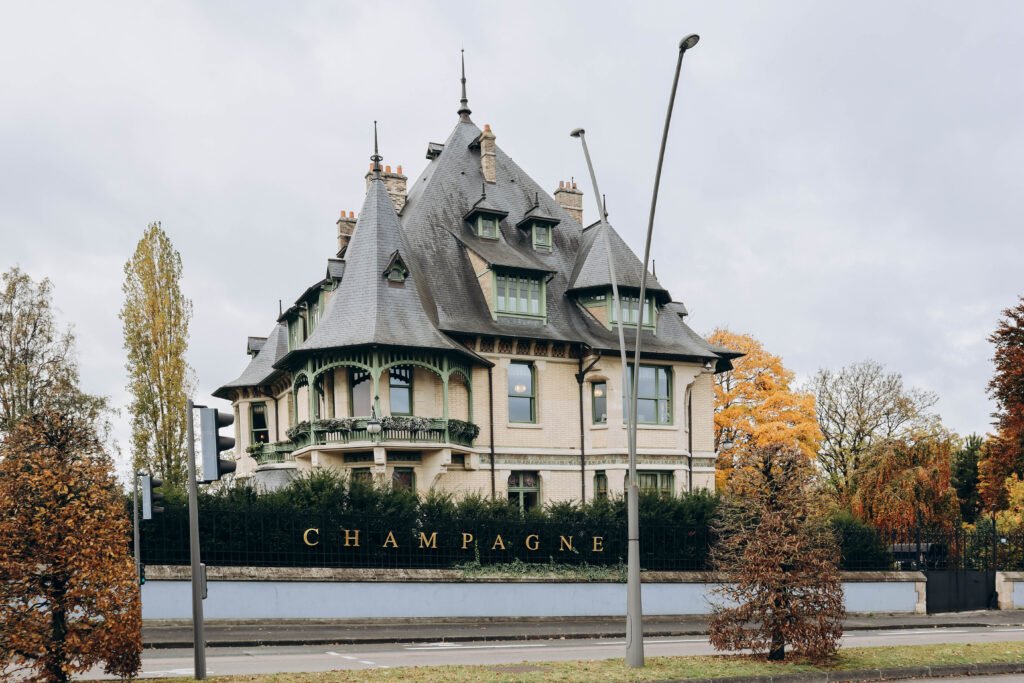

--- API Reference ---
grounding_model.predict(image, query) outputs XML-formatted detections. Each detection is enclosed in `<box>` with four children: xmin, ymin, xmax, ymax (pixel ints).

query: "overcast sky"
<box><xmin>2</xmin><ymin>2</ymin><xmax>1021</xmax><ymax>473</ymax></box>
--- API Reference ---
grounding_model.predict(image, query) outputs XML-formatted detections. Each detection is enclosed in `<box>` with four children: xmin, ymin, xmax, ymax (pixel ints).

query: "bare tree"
<box><xmin>0</xmin><ymin>267</ymin><xmax>107</xmax><ymax>436</ymax></box>
<box><xmin>810</xmin><ymin>359</ymin><xmax>939</xmax><ymax>502</ymax></box>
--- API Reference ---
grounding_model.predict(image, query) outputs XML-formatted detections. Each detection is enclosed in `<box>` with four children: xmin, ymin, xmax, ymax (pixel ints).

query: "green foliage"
<box><xmin>952</xmin><ymin>434</ymin><xmax>985</xmax><ymax>523</ymax></box>
<box><xmin>828</xmin><ymin>510</ymin><xmax>891</xmax><ymax>570</ymax></box>
<box><xmin>141</xmin><ymin>474</ymin><xmax>721</xmax><ymax>570</ymax></box>
<box><xmin>120</xmin><ymin>223</ymin><xmax>194</xmax><ymax>488</ymax></box>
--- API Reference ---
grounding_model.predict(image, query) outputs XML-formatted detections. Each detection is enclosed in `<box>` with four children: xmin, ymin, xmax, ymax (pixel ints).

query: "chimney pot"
<box><xmin>366</xmin><ymin>162</ymin><xmax>408</xmax><ymax>213</ymax></box>
<box><xmin>385</xmin><ymin>165</ymin><xmax>391</xmax><ymax>173</ymax></box>
<box><xmin>397</xmin><ymin>165</ymin><xmax>403</xmax><ymax>174</ymax></box>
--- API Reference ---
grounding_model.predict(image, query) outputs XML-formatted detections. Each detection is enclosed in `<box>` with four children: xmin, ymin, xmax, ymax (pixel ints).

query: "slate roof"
<box><xmin>214</xmin><ymin>323</ymin><xmax>288</xmax><ymax>398</ymax></box>
<box><xmin>398</xmin><ymin>117</ymin><xmax>722</xmax><ymax>360</ymax></box>
<box><xmin>567</xmin><ymin>221</ymin><xmax>668</xmax><ymax>299</ymax></box>
<box><xmin>290</xmin><ymin>167</ymin><xmax>478</xmax><ymax>360</ymax></box>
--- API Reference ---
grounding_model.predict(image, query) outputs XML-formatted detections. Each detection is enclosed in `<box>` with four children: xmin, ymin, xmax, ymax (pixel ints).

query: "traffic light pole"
<box><xmin>185</xmin><ymin>399</ymin><xmax>207</xmax><ymax>680</ymax></box>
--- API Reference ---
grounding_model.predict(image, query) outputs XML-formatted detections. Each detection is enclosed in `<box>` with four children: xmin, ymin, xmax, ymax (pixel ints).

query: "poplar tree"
<box><xmin>120</xmin><ymin>222</ymin><xmax>194</xmax><ymax>487</ymax></box>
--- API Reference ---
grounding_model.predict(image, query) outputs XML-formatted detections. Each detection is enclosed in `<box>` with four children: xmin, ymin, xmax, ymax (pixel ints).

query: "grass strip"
<box><xmin>129</xmin><ymin>641</ymin><xmax>1024</xmax><ymax>683</ymax></box>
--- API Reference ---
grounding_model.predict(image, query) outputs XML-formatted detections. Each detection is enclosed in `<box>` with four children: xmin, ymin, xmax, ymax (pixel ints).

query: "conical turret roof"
<box><xmin>298</xmin><ymin>169</ymin><xmax>471</xmax><ymax>356</ymax></box>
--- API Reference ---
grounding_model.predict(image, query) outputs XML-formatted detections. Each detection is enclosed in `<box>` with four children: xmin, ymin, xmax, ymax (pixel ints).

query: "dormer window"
<box><xmin>516</xmin><ymin>194</ymin><xmax>559</xmax><ymax>251</ymax></box>
<box><xmin>463</xmin><ymin>183</ymin><xmax>508</xmax><ymax>241</ymax></box>
<box><xmin>383</xmin><ymin>251</ymin><xmax>409</xmax><ymax>283</ymax></box>
<box><xmin>611</xmin><ymin>294</ymin><xmax>657</xmax><ymax>328</ymax></box>
<box><xmin>532</xmin><ymin>223</ymin><xmax>552</xmax><ymax>249</ymax></box>
<box><xmin>477</xmin><ymin>215</ymin><xmax>500</xmax><ymax>239</ymax></box>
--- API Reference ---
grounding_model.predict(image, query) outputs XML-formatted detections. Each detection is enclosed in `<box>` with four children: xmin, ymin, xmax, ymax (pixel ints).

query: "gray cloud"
<box><xmin>2</xmin><ymin>1</ymin><xmax>1019</xmax><ymax>475</ymax></box>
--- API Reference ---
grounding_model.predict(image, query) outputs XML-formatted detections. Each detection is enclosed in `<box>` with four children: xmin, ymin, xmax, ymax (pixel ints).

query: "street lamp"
<box><xmin>721</xmin><ymin>436</ymin><xmax>734</xmax><ymax>452</ymax></box>
<box><xmin>367</xmin><ymin>398</ymin><xmax>382</xmax><ymax>435</ymax></box>
<box><xmin>571</xmin><ymin>33</ymin><xmax>700</xmax><ymax>670</ymax></box>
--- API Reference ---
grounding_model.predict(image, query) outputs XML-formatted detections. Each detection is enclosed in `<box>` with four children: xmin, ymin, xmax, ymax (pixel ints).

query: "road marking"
<box><xmin>995</xmin><ymin>628</ymin><xmax>1024</xmax><ymax>632</ymax></box>
<box><xmin>359</xmin><ymin>660</ymin><xmax>376</xmax><ymax>666</ymax></box>
<box><xmin>326</xmin><ymin>651</ymin><xmax>342</xmax><ymax>656</ymax></box>
<box><xmin>848</xmin><ymin>629</ymin><xmax>970</xmax><ymax>637</ymax></box>
<box><xmin>340</xmin><ymin>655</ymin><xmax>357</xmax><ymax>660</ymax></box>
<box><xmin>407</xmin><ymin>643</ymin><xmax>550</xmax><ymax>651</ymax></box>
<box><xmin>648</xmin><ymin>638</ymin><xmax>710</xmax><ymax>643</ymax></box>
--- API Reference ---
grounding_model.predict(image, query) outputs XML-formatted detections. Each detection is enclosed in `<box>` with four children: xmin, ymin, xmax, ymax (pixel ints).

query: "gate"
<box><xmin>925</xmin><ymin>570</ymin><xmax>995</xmax><ymax>613</ymax></box>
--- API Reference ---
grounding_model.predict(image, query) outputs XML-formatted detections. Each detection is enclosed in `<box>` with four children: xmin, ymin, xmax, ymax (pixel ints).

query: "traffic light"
<box><xmin>140</xmin><ymin>474</ymin><xmax>164</xmax><ymax>519</ymax></box>
<box><xmin>139</xmin><ymin>563</ymin><xmax>147</xmax><ymax>585</ymax></box>
<box><xmin>199</xmin><ymin>407</ymin><xmax>237</xmax><ymax>483</ymax></box>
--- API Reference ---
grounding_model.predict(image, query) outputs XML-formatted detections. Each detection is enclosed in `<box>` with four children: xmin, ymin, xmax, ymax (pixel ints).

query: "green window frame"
<box><xmin>249</xmin><ymin>402</ymin><xmax>270</xmax><ymax>444</ymax></box>
<box><xmin>630</xmin><ymin>470</ymin><xmax>674</xmax><ymax>496</ymax></box>
<box><xmin>508</xmin><ymin>471</ymin><xmax>540</xmax><ymax>511</ymax></box>
<box><xmin>351</xmin><ymin>467</ymin><xmax>371</xmax><ymax>482</ymax></box>
<box><xmin>609</xmin><ymin>293</ymin><xmax>656</xmax><ymax>328</ymax></box>
<box><xmin>389</xmin><ymin>366</ymin><xmax>413</xmax><ymax>416</ymax></box>
<box><xmin>624</xmin><ymin>364</ymin><xmax>672</xmax><ymax>425</ymax></box>
<box><xmin>592</xmin><ymin>381</ymin><xmax>607</xmax><ymax>424</ymax></box>
<box><xmin>392</xmin><ymin>467</ymin><xmax>415</xmax><ymax>491</ymax></box>
<box><xmin>532</xmin><ymin>222</ymin><xmax>552</xmax><ymax>249</ymax></box>
<box><xmin>508</xmin><ymin>361</ymin><xmax>536</xmax><ymax>423</ymax></box>
<box><xmin>477</xmin><ymin>215</ymin><xmax>500</xmax><ymax>239</ymax></box>
<box><xmin>288</xmin><ymin>317</ymin><xmax>304</xmax><ymax>350</ymax></box>
<box><xmin>494</xmin><ymin>272</ymin><xmax>545</xmax><ymax>319</ymax></box>
<box><xmin>594</xmin><ymin>470</ymin><xmax>608</xmax><ymax>499</ymax></box>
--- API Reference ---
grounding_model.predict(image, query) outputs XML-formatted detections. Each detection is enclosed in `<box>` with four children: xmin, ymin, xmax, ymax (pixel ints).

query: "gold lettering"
<box><xmin>461</xmin><ymin>532</ymin><xmax>474</xmax><ymax>549</ymax></box>
<box><xmin>492</xmin><ymin>534</ymin><xmax>506</xmax><ymax>551</ymax></box>
<box><xmin>592</xmin><ymin>536</ymin><xmax>604</xmax><ymax>552</ymax></box>
<box><xmin>383</xmin><ymin>531</ymin><xmax>398</xmax><ymax>548</ymax></box>
<box><xmin>525</xmin><ymin>534</ymin><xmax>539</xmax><ymax>551</ymax></box>
<box><xmin>559</xmin><ymin>535</ymin><xmax>574</xmax><ymax>552</ymax></box>
<box><xmin>418</xmin><ymin>532</ymin><xmax>437</xmax><ymax>549</ymax></box>
<box><xmin>303</xmin><ymin>528</ymin><xmax>320</xmax><ymax>547</ymax></box>
<box><xmin>343</xmin><ymin>528</ymin><xmax>360</xmax><ymax>547</ymax></box>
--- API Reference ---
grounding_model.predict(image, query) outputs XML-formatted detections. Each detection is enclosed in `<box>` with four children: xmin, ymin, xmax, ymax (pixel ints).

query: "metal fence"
<box><xmin>136</xmin><ymin>508</ymin><xmax>1024</xmax><ymax>572</ymax></box>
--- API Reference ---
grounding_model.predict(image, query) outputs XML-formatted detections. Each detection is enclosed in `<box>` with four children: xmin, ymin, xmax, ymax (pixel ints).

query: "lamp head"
<box><xmin>569</xmin><ymin>128</ymin><xmax>585</xmax><ymax>138</ymax></box>
<box><xmin>680</xmin><ymin>34</ymin><xmax>700</xmax><ymax>51</ymax></box>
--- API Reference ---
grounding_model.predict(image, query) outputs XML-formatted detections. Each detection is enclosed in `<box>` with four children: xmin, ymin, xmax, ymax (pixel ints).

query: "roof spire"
<box><xmin>370</xmin><ymin>120</ymin><xmax>382</xmax><ymax>175</ymax></box>
<box><xmin>457</xmin><ymin>49</ymin><xmax>472</xmax><ymax>120</ymax></box>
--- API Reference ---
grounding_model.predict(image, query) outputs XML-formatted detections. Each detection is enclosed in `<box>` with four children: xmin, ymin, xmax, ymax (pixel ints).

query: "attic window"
<box><xmin>532</xmin><ymin>223</ymin><xmax>552</xmax><ymax>249</ymax></box>
<box><xmin>477</xmin><ymin>215</ymin><xmax>500</xmax><ymax>239</ymax></box>
<box><xmin>383</xmin><ymin>251</ymin><xmax>408</xmax><ymax>283</ymax></box>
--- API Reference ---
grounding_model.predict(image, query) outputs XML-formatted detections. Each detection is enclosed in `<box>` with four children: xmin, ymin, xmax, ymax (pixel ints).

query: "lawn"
<box><xmin>135</xmin><ymin>641</ymin><xmax>1024</xmax><ymax>682</ymax></box>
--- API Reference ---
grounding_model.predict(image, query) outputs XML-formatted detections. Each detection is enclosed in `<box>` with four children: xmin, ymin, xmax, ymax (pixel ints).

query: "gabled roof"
<box><xmin>291</xmin><ymin>167</ymin><xmax>479</xmax><ymax>360</ymax></box>
<box><xmin>214</xmin><ymin>323</ymin><xmax>288</xmax><ymax>398</ymax></box>
<box><xmin>567</xmin><ymin>221</ymin><xmax>668</xmax><ymax>299</ymax></box>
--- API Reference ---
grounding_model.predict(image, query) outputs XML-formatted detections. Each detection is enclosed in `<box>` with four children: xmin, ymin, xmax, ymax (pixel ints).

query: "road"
<box><xmin>80</xmin><ymin>626</ymin><xmax>1024</xmax><ymax>679</ymax></box>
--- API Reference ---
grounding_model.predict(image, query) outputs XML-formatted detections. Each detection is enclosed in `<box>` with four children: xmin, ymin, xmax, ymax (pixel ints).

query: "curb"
<box><xmin>141</xmin><ymin>621</ymin><xmax>1017</xmax><ymax>650</ymax></box>
<box><xmin>653</xmin><ymin>660</ymin><xmax>1024</xmax><ymax>682</ymax></box>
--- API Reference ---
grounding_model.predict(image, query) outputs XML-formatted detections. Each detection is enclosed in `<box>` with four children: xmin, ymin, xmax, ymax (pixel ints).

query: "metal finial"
<box><xmin>457</xmin><ymin>49</ymin><xmax>472</xmax><ymax>119</ymax></box>
<box><xmin>370</xmin><ymin>120</ymin><xmax>382</xmax><ymax>173</ymax></box>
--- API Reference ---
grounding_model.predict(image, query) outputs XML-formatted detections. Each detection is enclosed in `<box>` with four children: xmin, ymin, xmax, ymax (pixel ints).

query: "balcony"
<box><xmin>248</xmin><ymin>417</ymin><xmax>479</xmax><ymax>466</ymax></box>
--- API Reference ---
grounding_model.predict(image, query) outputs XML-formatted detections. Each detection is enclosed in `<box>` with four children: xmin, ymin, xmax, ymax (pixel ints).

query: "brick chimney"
<box><xmin>480</xmin><ymin>124</ymin><xmax>496</xmax><ymax>183</ymax></box>
<box><xmin>336</xmin><ymin>210</ymin><xmax>357</xmax><ymax>257</ymax></box>
<box><xmin>364</xmin><ymin>164</ymin><xmax>408</xmax><ymax>214</ymax></box>
<box><xmin>554</xmin><ymin>180</ymin><xmax>583</xmax><ymax>224</ymax></box>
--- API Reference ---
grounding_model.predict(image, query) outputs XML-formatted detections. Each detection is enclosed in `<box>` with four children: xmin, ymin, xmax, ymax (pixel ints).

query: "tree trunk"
<box><xmin>769</xmin><ymin>629</ymin><xmax>785</xmax><ymax>661</ymax></box>
<box><xmin>48</xmin><ymin>579</ymin><xmax>69</xmax><ymax>683</ymax></box>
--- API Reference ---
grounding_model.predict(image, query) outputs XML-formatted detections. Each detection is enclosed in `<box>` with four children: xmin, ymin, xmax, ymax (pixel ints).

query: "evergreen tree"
<box><xmin>952</xmin><ymin>434</ymin><xmax>984</xmax><ymax>523</ymax></box>
<box><xmin>120</xmin><ymin>222</ymin><xmax>194</xmax><ymax>488</ymax></box>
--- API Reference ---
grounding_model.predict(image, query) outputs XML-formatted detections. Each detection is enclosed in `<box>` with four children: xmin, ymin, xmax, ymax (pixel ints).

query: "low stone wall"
<box><xmin>141</xmin><ymin>567</ymin><xmax>925</xmax><ymax>620</ymax></box>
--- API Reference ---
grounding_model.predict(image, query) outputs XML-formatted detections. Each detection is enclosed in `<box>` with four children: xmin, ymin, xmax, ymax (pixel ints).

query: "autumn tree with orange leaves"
<box><xmin>850</xmin><ymin>437</ymin><xmax>958</xmax><ymax>534</ymax></box>
<box><xmin>0</xmin><ymin>411</ymin><xmax>141</xmax><ymax>682</ymax></box>
<box><xmin>979</xmin><ymin>297</ymin><xmax>1024</xmax><ymax>511</ymax></box>
<box><xmin>707</xmin><ymin>329</ymin><xmax>821</xmax><ymax>491</ymax></box>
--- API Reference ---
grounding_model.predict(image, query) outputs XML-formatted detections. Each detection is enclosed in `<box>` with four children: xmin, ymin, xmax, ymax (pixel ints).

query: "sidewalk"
<box><xmin>142</xmin><ymin>610</ymin><xmax>1024</xmax><ymax>649</ymax></box>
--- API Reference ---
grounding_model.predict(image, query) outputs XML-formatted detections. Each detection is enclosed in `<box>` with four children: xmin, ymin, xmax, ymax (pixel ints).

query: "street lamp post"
<box><xmin>571</xmin><ymin>34</ymin><xmax>700</xmax><ymax>669</ymax></box>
